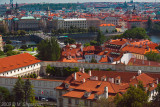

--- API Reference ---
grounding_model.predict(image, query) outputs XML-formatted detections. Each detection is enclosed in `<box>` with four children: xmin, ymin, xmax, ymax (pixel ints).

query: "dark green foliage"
<box><xmin>145</xmin><ymin>51</ymin><xmax>160</xmax><ymax>62</ymax></box>
<box><xmin>106</xmin><ymin>29</ymin><xmax>108</xmax><ymax>33</ymax></box>
<box><xmin>90</xmin><ymin>40</ymin><xmax>97</xmax><ymax>46</ymax></box>
<box><xmin>6</xmin><ymin>51</ymin><xmax>17</xmax><ymax>56</ymax></box>
<box><xmin>20</xmin><ymin>3</ymin><xmax>79</xmax><ymax>11</ymax></box>
<box><xmin>88</xmin><ymin>26</ymin><xmax>98</xmax><ymax>32</ymax></box>
<box><xmin>96</xmin><ymin>30</ymin><xmax>105</xmax><ymax>46</ymax></box>
<box><xmin>0</xmin><ymin>26</ymin><xmax>7</xmax><ymax>35</ymax></box>
<box><xmin>147</xmin><ymin>16</ymin><xmax>152</xmax><ymax>31</ymax></box>
<box><xmin>13</xmin><ymin>77</ymin><xmax>25</xmax><ymax>106</ymax></box>
<box><xmin>95</xmin><ymin>97</ymin><xmax>116</xmax><ymax>107</ymax></box>
<box><xmin>46</xmin><ymin>65</ymin><xmax>79</xmax><ymax>77</ymax></box>
<box><xmin>17</xmin><ymin>30</ymin><xmax>26</xmax><ymax>35</ymax></box>
<box><xmin>20</xmin><ymin>45</ymin><xmax>28</xmax><ymax>50</ymax></box>
<box><xmin>64</xmin><ymin>38</ymin><xmax>76</xmax><ymax>45</ymax></box>
<box><xmin>33</xmin><ymin>73</ymin><xmax>37</xmax><ymax>79</ymax></box>
<box><xmin>115</xmin><ymin>85</ymin><xmax>148</xmax><ymax>107</ymax></box>
<box><xmin>4</xmin><ymin>44</ymin><xmax>14</xmax><ymax>52</ymax></box>
<box><xmin>84</xmin><ymin>43</ymin><xmax>91</xmax><ymax>47</ymax></box>
<box><xmin>0</xmin><ymin>50</ymin><xmax>4</xmax><ymax>56</ymax></box>
<box><xmin>24</xmin><ymin>79</ymin><xmax>35</xmax><ymax>103</ymax></box>
<box><xmin>123</xmin><ymin>28</ymin><xmax>150</xmax><ymax>39</ymax></box>
<box><xmin>0</xmin><ymin>86</ymin><xmax>10</xmax><ymax>103</ymax></box>
<box><xmin>37</xmin><ymin>37</ymin><xmax>61</xmax><ymax>61</ymax></box>
<box><xmin>91</xmin><ymin>58</ymin><xmax>97</xmax><ymax>63</ymax></box>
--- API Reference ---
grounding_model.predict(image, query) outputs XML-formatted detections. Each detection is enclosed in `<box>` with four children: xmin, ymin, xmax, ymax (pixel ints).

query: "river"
<box><xmin>150</xmin><ymin>35</ymin><xmax>160</xmax><ymax>43</ymax></box>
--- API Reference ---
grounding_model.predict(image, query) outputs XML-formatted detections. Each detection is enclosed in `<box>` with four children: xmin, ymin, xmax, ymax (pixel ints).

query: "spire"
<box><xmin>16</xmin><ymin>2</ymin><xmax>19</xmax><ymax>10</ymax></box>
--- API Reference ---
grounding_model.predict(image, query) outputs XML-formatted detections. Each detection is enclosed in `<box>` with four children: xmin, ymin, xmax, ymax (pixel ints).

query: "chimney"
<box><xmin>145</xmin><ymin>87</ymin><xmax>148</xmax><ymax>92</ymax></box>
<box><xmin>89</xmin><ymin>70</ymin><xmax>92</xmax><ymax>76</ymax></box>
<box><xmin>83</xmin><ymin>78</ymin><xmax>85</xmax><ymax>83</ymax></box>
<box><xmin>74</xmin><ymin>72</ymin><xmax>77</xmax><ymax>80</ymax></box>
<box><xmin>138</xmin><ymin>70</ymin><xmax>141</xmax><ymax>75</ymax></box>
<box><xmin>157</xmin><ymin>78</ymin><xmax>159</xmax><ymax>84</ymax></box>
<box><xmin>79</xmin><ymin>68</ymin><xmax>82</xmax><ymax>72</ymax></box>
<box><xmin>82</xmin><ymin>68</ymin><xmax>85</xmax><ymax>73</ymax></box>
<box><xmin>152</xmin><ymin>83</ymin><xmax>154</xmax><ymax>87</ymax></box>
<box><xmin>104</xmin><ymin>87</ymin><xmax>108</xmax><ymax>98</ymax></box>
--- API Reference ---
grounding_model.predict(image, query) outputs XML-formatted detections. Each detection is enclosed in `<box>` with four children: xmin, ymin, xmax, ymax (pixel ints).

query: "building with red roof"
<box><xmin>55</xmin><ymin>69</ymin><xmax>158</xmax><ymax>107</ymax></box>
<box><xmin>0</xmin><ymin>53</ymin><xmax>41</xmax><ymax>77</ymax></box>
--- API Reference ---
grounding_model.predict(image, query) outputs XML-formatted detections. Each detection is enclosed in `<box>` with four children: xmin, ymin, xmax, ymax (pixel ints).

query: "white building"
<box><xmin>54</xmin><ymin>18</ymin><xmax>87</xmax><ymax>30</ymax></box>
<box><xmin>0</xmin><ymin>53</ymin><xmax>41</xmax><ymax>77</ymax></box>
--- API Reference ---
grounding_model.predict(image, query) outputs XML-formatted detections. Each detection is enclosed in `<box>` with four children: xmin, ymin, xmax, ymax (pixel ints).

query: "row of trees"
<box><xmin>23</xmin><ymin>73</ymin><xmax>38</xmax><ymax>79</ymax></box>
<box><xmin>0</xmin><ymin>78</ymin><xmax>35</xmax><ymax>107</ymax></box>
<box><xmin>46</xmin><ymin>65</ymin><xmax>79</xmax><ymax>77</ymax></box>
<box><xmin>51</xmin><ymin>26</ymin><xmax>98</xmax><ymax>35</ymax></box>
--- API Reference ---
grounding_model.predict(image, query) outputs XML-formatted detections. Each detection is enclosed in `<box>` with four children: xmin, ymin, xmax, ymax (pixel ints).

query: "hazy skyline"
<box><xmin>0</xmin><ymin>0</ymin><xmax>159</xmax><ymax>4</ymax></box>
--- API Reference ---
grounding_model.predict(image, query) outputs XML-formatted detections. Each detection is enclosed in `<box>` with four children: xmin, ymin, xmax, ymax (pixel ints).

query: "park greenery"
<box><xmin>37</xmin><ymin>37</ymin><xmax>61</xmax><ymax>61</ymax></box>
<box><xmin>145</xmin><ymin>51</ymin><xmax>160</xmax><ymax>62</ymax></box>
<box><xmin>3</xmin><ymin>44</ymin><xmax>20</xmax><ymax>56</ymax></box>
<box><xmin>23</xmin><ymin>73</ymin><xmax>38</xmax><ymax>79</ymax></box>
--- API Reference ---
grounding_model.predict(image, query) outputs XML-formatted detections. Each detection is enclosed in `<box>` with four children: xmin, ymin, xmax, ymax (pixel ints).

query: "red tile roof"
<box><xmin>0</xmin><ymin>53</ymin><xmax>41</xmax><ymax>73</ymax></box>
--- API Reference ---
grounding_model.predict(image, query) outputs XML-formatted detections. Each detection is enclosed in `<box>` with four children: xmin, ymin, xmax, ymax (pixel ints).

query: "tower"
<box><xmin>10</xmin><ymin>0</ymin><xmax>13</xmax><ymax>8</ymax></box>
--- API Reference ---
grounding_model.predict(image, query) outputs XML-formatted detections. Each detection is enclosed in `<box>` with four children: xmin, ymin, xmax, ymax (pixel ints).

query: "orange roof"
<box><xmin>61</xmin><ymin>58</ymin><xmax>78</xmax><ymax>63</ymax></box>
<box><xmin>110</xmin><ymin>39</ymin><xmax>128</xmax><ymax>46</ymax></box>
<box><xmin>0</xmin><ymin>53</ymin><xmax>41</xmax><ymax>73</ymax></box>
<box><xmin>100</xmin><ymin>24</ymin><xmax>115</xmax><ymax>27</ymax></box>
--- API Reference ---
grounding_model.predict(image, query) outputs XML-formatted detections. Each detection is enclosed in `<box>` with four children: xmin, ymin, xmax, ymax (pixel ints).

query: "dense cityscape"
<box><xmin>0</xmin><ymin>0</ymin><xmax>160</xmax><ymax>107</ymax></box>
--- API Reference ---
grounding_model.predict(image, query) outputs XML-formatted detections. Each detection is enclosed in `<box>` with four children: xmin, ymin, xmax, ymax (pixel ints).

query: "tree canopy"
<box><xmin>115</xmin><ymin>85</ymin><xmax>148</xmax><ymax>107</ymax></box>
<box><xmin>64</xmin><ymin>38</ymin><xmax>76</xmax><ymax>45</ymax></box>
<box><xmin>37</xmin><ymin>37</ymin><xmax>61</xmax><ymax>61</ymax></box>
<box><xmin>145</xmin><ymin>51</ymin><xmax>160</xmax><ymax>62</ymax></box>
<box><xmin>123</xmin><ymin>28</ymin><xmax>150</xmax><ymax>40</ymax></box>
<box><xmin>96</xmin><ymin>30</ymin><xmax>105</xmax><ymax>46</ymax></box>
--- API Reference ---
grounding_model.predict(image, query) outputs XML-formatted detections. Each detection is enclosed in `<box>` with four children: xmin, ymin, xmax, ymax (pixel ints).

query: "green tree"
<box><xmin>123</xmin><ymin>28</ymin><xmax>150</xmax><ymax>40</ymax></box>
<box><xmin>95</xmin><ymin>97</ymin><xmax>115</xmax><ymax>107</ymax></box>
<box><xmin>90</xmin><ymin>40</ymin><xmax>97</xmax><ymax>46</ymax></box>
<box><xmin>116</xmin><ymin>85</ymin><xmax>148</xmax><ymax>107</ymax></box>
<box><xmin>0</xmin><ymin>50</ymin><xmax>4</xmax><ymax>56</ymax></box>
<box><xmin>106</xmin><ymin>29</ymin><xmax>108</xmax><ymax>33</ymax></box>
<box><xmin>37</xmin><ymin>37</ymin><xmax>61</xmax><ymax>61</ymax></box>
<box><xmin>96</xmin><ymin>30</ymin><xmax>105</xmax><ymax>46</ymax></box>
<box><xmin>64</xmin><ymin>38</ymin><xmax>76</xmax><ymax>45</ymax></box>
<box><xmin>4</xmin><ymin>44</ymin><xmax>14</xmax><ymax>53</ymax></box>
<box><xmin>147</xmin><ymin>16</ymin><xmax>152</xmax><ymax>31</ymax></box>
<box><xmin>20</xmin><ymin>45</ymin><xmax>28</xmax><ymax>51</ymax></box>
<box><xmin>6</xmin><ymin>51</ymin><xmax>17</xmax><ymax>56</ymax></box>
<box><xmin>145</xmin><ymin>51</ymin><xmax>160</xmax><ymax>62</ymax></box>
<box><xmin>33</xmin><ymin>73</ymin><xmax>37</xmax><ymax>78</ymax></box>
<box><xmin>24</xmin><ymin>79</ymin><xmax>35</xmax><ymax>103</ymax></box>
<box><xmin>17</xmin><ymin>30</ymin><xmax>26</xmax><ymax>35</ymax></box>
<box><xmin>0</xmin><ymin>86</ymin><xmax>10</xmax><ymax>104</ymax></box>
<box><xmin>13</xmin><ymin>77</ymin><xmax>25</xmax><ymax>107</ymax></box>
<box><xmin>84</xmin><ymin>43</ymin><xmax>91</xmax><ymax>47</ymax></box>
<box><xmin>91</xmin><ymin>58</ymin><xmax>97</xmax><ymax>63</ymax></box>
<box><xmin>46</xmin><ymin>65</ymin><xmax>56</xmax><ymax>76</ymax></box>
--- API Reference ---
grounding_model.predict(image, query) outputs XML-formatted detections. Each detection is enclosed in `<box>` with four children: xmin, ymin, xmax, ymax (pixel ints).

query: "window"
<box><xmin>75</xmin><ymin>99</ymin><xmax>79</xmax><ymax>105</ymax></box>
<box><xmin>68</xmin><ymin>98</ymin><xmax>71</xmax><ymax>104</ymax></box>
<box><xmin>84</xmin><ymin>100</ymin><xmax>88</xmax><ymax>106</ymax></box>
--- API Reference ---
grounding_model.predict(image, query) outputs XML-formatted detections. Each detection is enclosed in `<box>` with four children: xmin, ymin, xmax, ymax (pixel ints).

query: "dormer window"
<box><xmin>65</xmin><ymin>83</ymin><xmax>70</xmax><ymax>89</ymax></box>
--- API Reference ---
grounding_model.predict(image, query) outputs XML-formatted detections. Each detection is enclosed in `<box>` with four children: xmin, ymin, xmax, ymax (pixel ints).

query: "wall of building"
<box><xmin>0</xmin><ymin>63</ymin><xmax>41</xmax><ymax>77</ymax></box>
<box><xmin>41</xmin><ymin>61</ymin><xmax>160</xmax><ymax>74</ymax></box>
<box><xmin>0</xmin><ymin>77</ymin><xmax>62</xmax><ymax>100</ymax></box>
